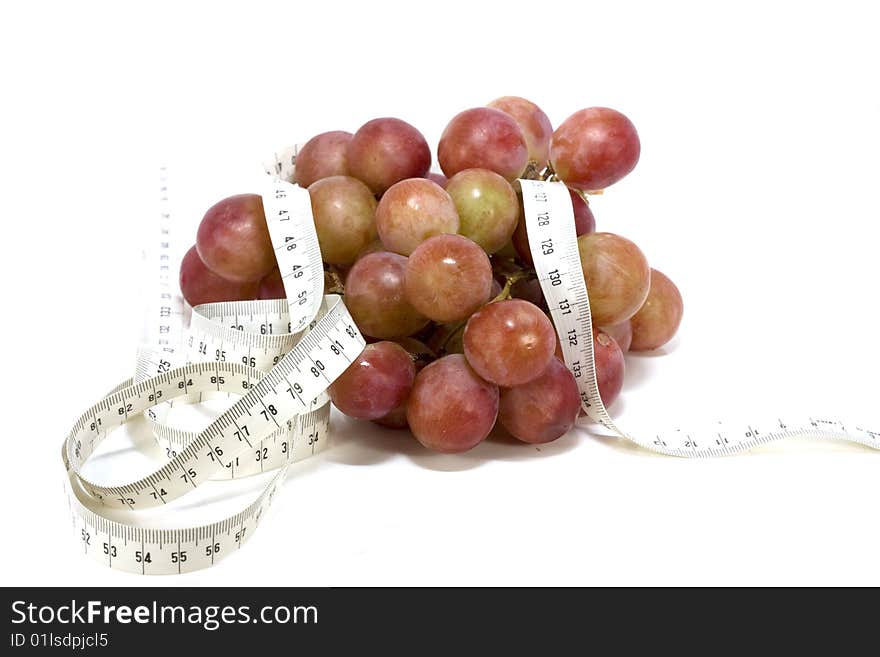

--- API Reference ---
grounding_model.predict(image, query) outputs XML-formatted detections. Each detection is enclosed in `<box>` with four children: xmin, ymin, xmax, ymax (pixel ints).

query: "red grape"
<box><xmin>499</xmin><ymin>357</ymin><xmax>580</xmax><ymax>444</ymax></box>
<box><xmin>406</xmin><ymin>354</ymin><xmax>499</xmax><ymax>453</ymax></box>
<box><xmin>463</xmin><ymin>299</ymin><xmax>556</xmax><ymax>387</ymax></box>
<box><xmin>308</xmin><ymin>175</ymin><xmax>378</xmax><ymax>265</ymax></box>
<box><xmin>375</xmin><ymin>178</ymin><xmax>460</xmax><ymax>256</ymax></box>
<box><xmin>373</xmin><ymin>338</ymin><xmax>435</xmax><ymax>430</ymax></box>
<box><xmin>445</xmin><ymin>168</ymin><xmax>519</xmax><ymax>254</ymax></box>
<box><xmin>569</xmin><ymin>189</ymin><xmax>596</xmax><ymax>234</ymax></box>
<box><xmin>550</xmin><ymin>107</ymin><xmax>640</xmax><ymax>191</ymax></box>
<box><xmin>488</xmin><ymin>96</ymin><xmax>553</xmax><ymax>169</ymax></box>
<box><xmin>577</xmin><ymin>232</ymin><xmax>650</xmax><ymax>326</ymax></box>
<box><xmin>630</xmin><ymin>269</ymin><xmax>683</xmax><ymax>351</ymax></box>
<box><xmin>593</xmin><ymin>329</ymin><xmax>625</xmax><ymax>407</ymax></box>
<box><xmin>329</xmin><ymin>341</ymin><xmax>416</xmax><ymax>420</ymax></box>
<box><xmin>425</xmin><ymin>171</ymin><xmax>448</xmax><ymax>188</ymax></box>
<box><xmin>294</xmin><ymin>130</ymin><xmax>352</xmax><ymax>188</ymax></box>
<box><xmin>345</xmin><ymin>251</ymin><xmax>429</xmax><ymax>339</ymax></box>
<box><xmin>598</xmin><ymin>321</ymin><xmax>632</xmax><ymax>353</ymax></box>
<box><xmin>438</xmin><ymin>107</ymin><xmax>528</xmax><ymax>181</ymax></box>
<box><xmin>347</xmin><ymin>118</ymin><xmax>431</xmax><ymax>194</ymax></box>
<box><xmin>405</xmin><ymin>234</ymin><xmax>492</xmax><ymax>322</ymax></box>
<box><xmin>257</xmin><ymin>268</ymin><xmax>285</xmax><ymax>300</ymax></box>
<box><xmin>179</xmin><ymin>245</ymin><xmax>258</xmax><ymax>307</ymax></box>
<box><xmin>196</xmin><ymin>194</ymin><xmax>275</xmax><ymax>282</ymax></box>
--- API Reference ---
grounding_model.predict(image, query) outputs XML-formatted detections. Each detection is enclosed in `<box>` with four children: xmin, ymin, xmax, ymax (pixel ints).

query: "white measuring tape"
<box><xmin>63</xmin><ymin>161</ymin><xmax>365</xmax><ymax>574</ymax></box>
<box><xmin>520</xmin><ymin>178</ymin><xmax>879</xmax><ymax>456</ymax></box>
<box><xmin>62</xmin><ymin>152</ymin><xmax>878</xmax><ymax>576</ymax></box>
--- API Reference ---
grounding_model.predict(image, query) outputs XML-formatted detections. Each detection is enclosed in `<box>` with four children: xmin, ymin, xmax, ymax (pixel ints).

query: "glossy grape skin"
<box><xmin>345</xmin><ymin>251</ymin><xmax>429</xmax><ymax>339</ymax></box>
<box><xmin>406</xmin><ymin>354</ymin><xmax>499</xmax><ymax>453</ymax></box>
<box><xmin>550</xmin><ymin>107</ymin><xmax>640</xmax><ymax>191</ymax></box>
<box><xmin>463</xmin><ymin>299</ymin><xmax>556</xmax><ymax>387</ymax></box>
<box><xmin>257</xmin><ymin>268</ymin><xmax>285</xmax><ymax>300</ymax></box>
<box><xmin>512</xmin><ymin>188</ymin><xmax>595</xmax><ymax>266</ymax></box>
<box><xmin>488</xmin><ymin>96</ymin><xmax>553</xmax><ymax>169</ymax></box>
<box><xmin>593</xmin><ymin>329</ymin><xmax>625</xmax><ymax>407</ymax></box>
<box><xmin>373</xmin><ymin>338</ymin><xmax>435</xmax><ymax>430</ymax></box>
<box><xmin>329</xmin><ymin>342</ymin><xmax>416</xmax><ymax>420</ymax></box>
<box><xmin>405</xmin><ymin>234</ymin><xmax>492</xmax><ymax>322</ymax></box>
<box><xmin>499</xmin><ymin>357</ymin><xmax>580</xmax><ymax>444</ymax></box>
<box><xmin>577</xmin><ymin>232</ymin><xmax>650</xmax><ymax>326</ymax></box>
<box><xmin>598</xmin><ymin>321</ymin><xmax>632</xmax><ymax>352</ymax></box>
<box><xmin>179</xmin><ymin>245</ymin><xmax>258</xmax><ymax>307</ymax></box>
<box><xmin>425</xmin><ymin>172</ymin><xmax>448</xmax><ymax>188</ymax></box>
<box><xmin>438</xmin><ymin>107</ymin><xmax>528</xmax><ymax>181</ymax></box>
<box><xmin>294</xmin><ymin>130</ymin><xmax>352</xmax><ymax>188</ymax></box>
<box><xmin>307</xmin><ymin>175</ymin><xmax>378</xmax><ymax>265</ymax></box>
<box><xmin>347</xmin><ymin>118</ymin><xmax>431</xmax><ymax>194</ymax></box>
<box><xmin>445</xmin><ymin>168</ymin><xmax>519</xmax><ymax>254</ymax></box>
<box><xmin>630</xmin><ymin>269</ymin><xmax>683</xmax><ymax>351</ymax></box>
<box><xmin>375</xmin><ymin>178</ymin><xmax>460</xmax><ymax>256</ymax></box>
<box><xmin>196</xmin><ymin>194</ymin><xmax>275</xmax><ymax>282</ymax></box>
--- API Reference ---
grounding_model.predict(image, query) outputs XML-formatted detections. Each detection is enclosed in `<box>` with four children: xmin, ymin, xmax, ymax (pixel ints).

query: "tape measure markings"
<box><xmin>520</xmin><ymin>178</ymin><xmax>879</xmax><ymax>456</ymax></box>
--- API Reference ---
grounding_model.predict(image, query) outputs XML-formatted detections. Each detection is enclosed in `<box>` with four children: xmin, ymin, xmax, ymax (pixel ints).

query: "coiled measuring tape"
<box><xmin>520</xmin><ymin>179</ymin><xmax>879</xmax><ymax>455</ymax></box>
<box><xmin>63</xmin><ymin>162</ymin><xmax>366</xmax><ymax>574</ymax></box>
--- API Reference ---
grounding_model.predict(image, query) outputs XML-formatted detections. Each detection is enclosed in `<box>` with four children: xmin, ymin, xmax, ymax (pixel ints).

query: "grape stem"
<box><xmin>324</xmin><ymin>266</ymin><xmax>346</xmax><ymax>295</ymax></box>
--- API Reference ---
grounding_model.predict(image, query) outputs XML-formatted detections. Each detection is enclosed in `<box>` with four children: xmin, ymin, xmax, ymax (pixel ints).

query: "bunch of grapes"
<box><xmin>180</xmin><ymin>97</ymin><xmax>684</xmax><ymax>453</ymax></box>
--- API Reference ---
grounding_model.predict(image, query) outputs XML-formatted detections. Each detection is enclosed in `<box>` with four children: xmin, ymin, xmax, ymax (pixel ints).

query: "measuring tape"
<box><xmin>520</xmin><ymin>179</ymin><xmax>880</xmax><ymax>456</ymax></box>
<box><xmin>62</xmin><ymin>151</ymin><xmax>878</xmax><ymax>576</ymax></box>
<box><xmin>63</xmin><ymin>163</ymin><xmax>366</xmax><ymax>574</ymax></box>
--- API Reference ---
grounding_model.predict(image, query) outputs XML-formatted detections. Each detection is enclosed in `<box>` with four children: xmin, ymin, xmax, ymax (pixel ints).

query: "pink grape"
<box><xmin>425</xmin><ymin>172</ymin><xmax>448</xmax><ymax>188</ymax></box>
<box><xmin>569</xmin><ymin>189</ymin><xmax>596</xmax><ymax>234</ymax></box>
<box><xmin>405</xmin><ymin>234</ymin><xmax>492</xmax><ymax>322</ymax></box>
<box><xmin>375</xmin><ymin>178</ymin><xmax>460</xmax><ymax>256</ymax></box>
<box><xmin>308</xmin><ymin>175</ymin><xmax>378</xmax><ymax>265</ymax></box>
<box><xmin>373</xmin><ymin>338</ymin><xmax>435</xmax><ymax>430</ymax></box>
<box><xmin>598</xmin><ymin>321</ymin><xmax>632</xmax><ymax>352</ymax></box>
<box><xmin>488</xmin><ymin>96</ymin><xmax>553</xmax><ymax>169</ymax></box>
<box><xmin>577</xmin><ymin>232</ymin><xmax>650</xmax><ymax>326</ymax></box>
<box><xmin>257</xmin><ymin>268</ymin><xmax>285</xmax><ymax>300</ymax></box>
<box><xmin>347</xmin><ymin>118</ymin><xmax>431</xmax><ymax>194</ymax></box>
<box><xmin>438</xmin><ymin>107</ymin><xmax>528</xmax><ymax>181</ymax></box>
<box><xmin>463</xmin><ymin>299</ymin><xmax>556</xmax><ymax>387</ymax></box>
<box><xmin>294</xmin><ymin>130</ymin><xmax>352</xmax><ymax>188</ymax></box>
<box><xmin>345</xmin><ymin>251</ymin><xmax>429</xmax><ymax>339</ymax></box>
<box><xmin>196</xmin><ymin>194</ymin><xmax>275</xmax><ymax>282</ymax></box>
<box><xmin>630</xmin><ymin>269</ymin><xmax>683</xmax><ymax>351</ymax></box>
<box><xmin>593</xmin><ymin>329</ymin><xmax>625</xmax><ymax>407</ymax></box>
<box><xmin>406</xmin><ymin>354</ymin><xmax>499</xmax><ymax>453</ymax></box>
<box><xmin>499</xmin><ymin>357</ymin><xmax>580</xmax><ymax>444</ymax></box>
<box><xmin>179</xmin><ymin>245</ymin><xmax>258</xmax><ymax>307</ymax></box>
<box><xmin>512</xmin><ymin>188</ymin><xmax>594</xmax><ymax>266</ymax></box>
<box><xmin>329</xmin><ymin>341</ymin><xmax>416</xmax><ymax>420</ymax></box>
<box><xmin>550</xmin><ymin>107</ymin><xmax>640</xmax><ymax>191</ymax></box>
<box><xmin>445</xmin><ymin>168</ymin><xmax>519</xmax><ymax>254</ymax></box>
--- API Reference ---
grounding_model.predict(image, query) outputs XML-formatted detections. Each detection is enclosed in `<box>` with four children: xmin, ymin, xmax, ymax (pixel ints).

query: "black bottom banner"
<box><xmin>0</xmin><ymin>587</ymin><xmax>869</xmax><ymax>652</ymax></box>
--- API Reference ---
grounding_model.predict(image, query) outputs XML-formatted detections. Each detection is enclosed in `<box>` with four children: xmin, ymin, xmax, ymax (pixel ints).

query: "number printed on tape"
<box><xmin>519</xmin><ymin>178</ymin><xmax>879</xmax><ymax>457</ymax></box>
<box><xmin>61</xmin><ymin>158</ymin><xmax>879</xmax><ymax>576</ymax></box>
<box><xmin>63</xmin><ymin>166</ymin><xmax>365</xmax><ymax>574</ymax></box>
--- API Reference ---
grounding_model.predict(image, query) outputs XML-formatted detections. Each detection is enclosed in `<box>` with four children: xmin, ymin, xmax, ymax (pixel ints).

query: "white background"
<box><xmin>2</xmin><ymin>0</ymin><xmax>879</xmax><ymax>586</ymax></box>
